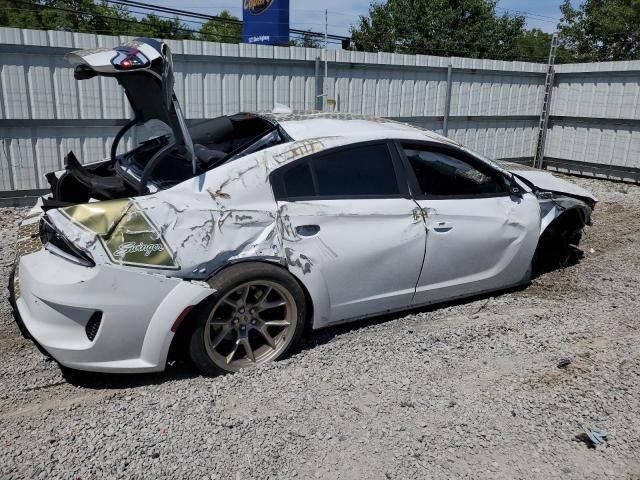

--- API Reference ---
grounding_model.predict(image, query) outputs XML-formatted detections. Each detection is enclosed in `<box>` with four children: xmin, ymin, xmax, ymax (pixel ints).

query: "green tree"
<box><xmin>199</xmin><ymin>10</ymin><xmax>241</xmax><ymax>43</ymax></box>
<box><xmin>350</xmin><ymin>0</ymin><xmax>529</xmax><ymax>61</ymax></box>
<box><xmin>0</xmin><ymin>0</ymin><xmax>41</xmax><ymax>30</ymax></box>
<box><xmin>0</xmin><ymin>1</ymin><xmax>194</xmax><ymax>39</ymax></box>
<box><xmin>290</xmin><ymin>30</ymin><xmax>322</xmax><ymax>48</ymax></box>
<box><xmin>37</xmin><ymin>0</ymin><xmax>129</xmax><ymax>34</ymax></box>
<box><xmin>0</xmin><ymin>0</ymin><xmax>137</xmax><ymax>34</ymax></box>
<box><xmin>514</xmin><ymin>29</ymin><xmax>552</xmax><ymax>61</ymax></box>
<box><xmin>91</xmin><ymin>2</ymin><xmax>138</xmax><ymax>36</ymax></box>
<box><xmin>134</xmin><ymin>13</ymin><xmax>194</xmax><ymax>40</ymax></box>
<box><xmin>559</xmin><ymin>0</ymin><xmax>640</xmax><ymax>62</ymax></box>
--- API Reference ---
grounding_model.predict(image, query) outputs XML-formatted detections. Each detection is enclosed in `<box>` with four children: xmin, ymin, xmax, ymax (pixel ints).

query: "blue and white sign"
<box><xmin>242</xmin><ymin>0</ymin><xmax>290</xmax><ymax>46</ymax></box>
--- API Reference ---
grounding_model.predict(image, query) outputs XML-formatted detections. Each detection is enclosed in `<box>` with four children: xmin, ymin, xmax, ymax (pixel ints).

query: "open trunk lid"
<box><xmin>65</xmin><ymin>38</ymin><xmax>195</xmax><ymax>168</ymax></box>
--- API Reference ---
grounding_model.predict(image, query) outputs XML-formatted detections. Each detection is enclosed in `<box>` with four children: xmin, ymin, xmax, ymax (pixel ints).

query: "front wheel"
<box><xmin>188</xmin><ymin>262</ymin><xmax>307</xmax><ymax>375</ymax></box>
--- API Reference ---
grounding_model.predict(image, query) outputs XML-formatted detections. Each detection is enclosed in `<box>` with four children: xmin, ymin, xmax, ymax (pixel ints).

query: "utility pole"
<box><xmin>533</xmin><ymin>32</ymin><xmax>559</xmax><ymax>169</ymax></box>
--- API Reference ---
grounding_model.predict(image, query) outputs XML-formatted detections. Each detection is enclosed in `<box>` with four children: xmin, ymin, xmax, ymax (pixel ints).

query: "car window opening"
<box><xmin>280</xmin><ymin>143</ymin><xmax>400</xmax><ymax>200</ymax></box>
<box><xmin>403</xmin><ymin>147</ymin><xmax>504</xmax><ymax>197</ymax></box>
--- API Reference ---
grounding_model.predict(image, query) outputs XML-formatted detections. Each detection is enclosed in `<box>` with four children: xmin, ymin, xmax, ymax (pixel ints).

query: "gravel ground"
<box><xmin>1</xmin><ymin>175</ymin><xmax>639</xmax><ymax>480</ymax></box>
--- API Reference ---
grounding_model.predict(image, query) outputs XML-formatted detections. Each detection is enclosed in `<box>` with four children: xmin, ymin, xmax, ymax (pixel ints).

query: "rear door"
<box><xmin>271</xmin><ymin>141</ymin><xmax>426</xmax><ymax>323</ymax></box>
<box><xmin>395</xmin><ymin>142</ymin><xmax>540</xmax><ymax>305</ymax></box>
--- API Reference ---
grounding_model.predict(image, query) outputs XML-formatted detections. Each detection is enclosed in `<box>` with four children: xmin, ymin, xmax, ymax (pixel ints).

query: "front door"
<box><xmin>396</xmin><ymin>142</ymin><xmax>540</xmax><ymax>305</ymax></box>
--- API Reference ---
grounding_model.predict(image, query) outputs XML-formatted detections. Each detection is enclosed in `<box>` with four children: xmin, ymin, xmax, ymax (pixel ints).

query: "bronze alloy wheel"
<box><xmin>203</xmin><ymin>280</ymin><xmax>298</xmax><ymax>372</ymax></box>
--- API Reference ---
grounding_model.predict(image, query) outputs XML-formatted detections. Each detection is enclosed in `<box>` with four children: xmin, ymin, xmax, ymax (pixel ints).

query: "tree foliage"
<box><xmin>513</xmin><ymin>29</ymin><xmax>552</xmax><ymax>62</ymax></box>
<box><xmin>200</xmin><ymin>10</ymin><xmax>241</xmax><ymax>43</ymax></box>
<box><xmin>0</xmin><ymin>1</ymin><xmax>242</xmax><ymax>41</ymax></box>
<box><xmin>290</xmin><ymin>30</ymin><xmax>322</xmax><ymax>48</ymax></box>
<box><xmin>134</xmin><ymin>13</ymin><xmax>194</xmax><ymax>40</ymax></box>
<box><xmin>349</xmin><ymin>0</ymin><xmax>640</xmax><ymax>62</ymax></box>
<box><xmin>2</xmin><ymin>1</ymin><xmax>154</xmax><ymax>36</ymax></box>
<box><xmin>350</xmin><ymin>0</ymin><xmax>533</xmax><ymax>61</ymax></box>
<box><xmin>558</xmin><ymin>0</ymin><xmax>640</xmax><ymax>62</ymax></box>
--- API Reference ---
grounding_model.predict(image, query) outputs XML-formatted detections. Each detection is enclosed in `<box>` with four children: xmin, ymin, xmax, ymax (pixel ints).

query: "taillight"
<box><xmin>39</xmin><ymin>216</ymin><xmax>95</xmax><ymax>267</ymax></box>
<box><xmin>111</xmin><ymin>47</ymin><xmax>150</xmax><ymax>70</ymax></box>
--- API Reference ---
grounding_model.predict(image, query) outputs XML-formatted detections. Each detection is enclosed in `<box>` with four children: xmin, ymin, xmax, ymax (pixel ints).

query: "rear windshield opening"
<box><xmin>190</xmin><ymin>113</ymin><xmax>275</xmax><ymax>155</ymax></box>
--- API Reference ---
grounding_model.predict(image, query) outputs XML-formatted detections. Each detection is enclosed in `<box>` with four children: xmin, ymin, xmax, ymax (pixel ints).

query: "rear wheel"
<box><xmin>188</xmin><ymin>262</ymin><xmax>306</xmax><ymax>375</ymax></box>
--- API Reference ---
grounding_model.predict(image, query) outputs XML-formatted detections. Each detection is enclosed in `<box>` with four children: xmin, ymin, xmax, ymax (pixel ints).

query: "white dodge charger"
<box><xmin>9</xmin><ymin>38</ymin><xmax>596</xmax><ymax>375</ymax></box>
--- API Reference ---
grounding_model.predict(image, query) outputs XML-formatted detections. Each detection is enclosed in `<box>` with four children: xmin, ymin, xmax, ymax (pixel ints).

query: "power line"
<box><xmin>495</xmin><ymin>6</ymin><xmax>560</xmax><ymax>25</ymax></box>
<box><xmin>168</xmin><ymin>5</ymin><xmax>362</xmax><ymax>18</ymax></box>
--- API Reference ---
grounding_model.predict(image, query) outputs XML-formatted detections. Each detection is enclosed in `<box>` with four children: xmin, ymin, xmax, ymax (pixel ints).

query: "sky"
<box><xmin>154</xmin><ymin>0</ymin><xmax>573</xmax><ymax>39</ymax></box>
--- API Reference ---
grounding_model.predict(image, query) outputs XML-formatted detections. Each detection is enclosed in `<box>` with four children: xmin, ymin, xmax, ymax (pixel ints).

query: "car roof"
<box><xmin>261</xmin><ymin>111</ymin><xmax>457</xmax><ymax>146</ymax></box>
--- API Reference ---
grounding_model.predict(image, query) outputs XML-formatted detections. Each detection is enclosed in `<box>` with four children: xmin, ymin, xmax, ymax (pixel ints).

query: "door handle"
<box><xmin>433</xmin><ymin>221</ymin><xmax>453</xmax><ymax>232</ymax></box>
<box><xmin>295</xmin><ymin>224</ymin><xmax>320</xmax><ymax>237</ymax></box>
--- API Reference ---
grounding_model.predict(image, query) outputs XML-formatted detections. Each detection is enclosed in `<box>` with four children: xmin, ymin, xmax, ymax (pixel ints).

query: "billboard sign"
<box><xmin>242</xmin><ymin>0</ymin><xmax>290</xmax><ymax>46</ymax></box>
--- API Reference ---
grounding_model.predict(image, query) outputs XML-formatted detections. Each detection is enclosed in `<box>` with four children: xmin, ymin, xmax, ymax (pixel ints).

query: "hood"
<box><xmin>511</xmin><ymin>169</ymin><xmax>598</xmax><ymax>202</ymax></box>
<box><xmin>65</xmin><ymin>38</ymin><xmax>195</xmax><ymax>165</ymax></box>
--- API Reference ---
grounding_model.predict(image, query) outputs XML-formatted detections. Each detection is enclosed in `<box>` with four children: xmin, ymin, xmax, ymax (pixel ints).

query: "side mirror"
<box><xmin>507</xmin><ymin>175</ymin><xmax>523</xmax><ymax>197</ymax></box>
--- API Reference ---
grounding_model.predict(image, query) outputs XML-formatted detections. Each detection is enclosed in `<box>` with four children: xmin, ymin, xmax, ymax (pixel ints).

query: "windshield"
<box><xmin>460</xmin><ymin>145</ymin><xmax>513</xmax><ymax>177</ymax></box>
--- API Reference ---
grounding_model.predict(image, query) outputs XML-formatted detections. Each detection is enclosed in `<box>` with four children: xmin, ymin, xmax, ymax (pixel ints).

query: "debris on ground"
<box><xmin>576</xmin><ymin>427</ymin><xmax>609</xmax><ymax>449</ymax></box>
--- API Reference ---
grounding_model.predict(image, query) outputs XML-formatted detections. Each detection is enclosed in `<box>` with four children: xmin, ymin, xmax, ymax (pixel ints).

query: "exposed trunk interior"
<box><xmin>47</xmin><ymin>113</ymin><xmax>280</xmax><ymax>205</ymax></box>
<box><xmin>52</xmin><ymin>38</ymin><xmax>286</xmax><ymax>207</ymax></box>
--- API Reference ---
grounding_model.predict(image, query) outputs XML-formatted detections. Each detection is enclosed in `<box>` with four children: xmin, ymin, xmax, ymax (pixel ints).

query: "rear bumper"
<box><xmin>12</xmin><ymin>249</ymin><xmax>212</xmax><ymax>373</ymax></box>
<box><xmin>8</xmin><ymin>265</ymin><xmax>29</xmax><ymax>339</ymax></box>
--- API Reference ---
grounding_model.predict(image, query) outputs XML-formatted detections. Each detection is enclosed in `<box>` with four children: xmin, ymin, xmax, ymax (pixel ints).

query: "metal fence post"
<box><xmin>315</xmin><ymin>56</ymin><xmax>324</xmax><ymax>111</ymax></box>
<box><xmin>442</xmin><ymin>63</ymin><xmax>453</xmax><ymax>137</ymax></box>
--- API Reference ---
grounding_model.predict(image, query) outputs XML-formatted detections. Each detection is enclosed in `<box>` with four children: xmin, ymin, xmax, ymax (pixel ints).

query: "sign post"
<box><xmin>242</xmin><ymin>0</ymin><xmax>290</xmax><ymax>46</ymax></box>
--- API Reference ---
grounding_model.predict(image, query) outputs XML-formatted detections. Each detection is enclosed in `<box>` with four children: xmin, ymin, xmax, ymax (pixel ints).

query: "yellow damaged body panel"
<box><xmin>61</xmin><ymin>199</ymin><xmax>130</xmax><ymax>235</ymax></box>
<box><xmin>60</xmin><ymin>199</ymin><xmax>177</xmax><ymax>269</ymax></box>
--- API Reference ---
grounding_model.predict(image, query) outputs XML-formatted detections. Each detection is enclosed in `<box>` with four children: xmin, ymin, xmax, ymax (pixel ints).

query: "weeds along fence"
<box><xmin>0</xmin><ymin>27</ymin><xmax>639</xmax><ymax>196</ymax></box>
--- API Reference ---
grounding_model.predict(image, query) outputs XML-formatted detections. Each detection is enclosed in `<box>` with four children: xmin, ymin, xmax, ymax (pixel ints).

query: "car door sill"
<box><xmin>315</xmin><ymin>276</ymin><xmax>531</xmax><ymax>330</ymax></box>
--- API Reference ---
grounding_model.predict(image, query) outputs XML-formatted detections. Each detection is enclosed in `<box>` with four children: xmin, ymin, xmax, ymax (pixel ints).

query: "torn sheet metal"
<box><xmin>537</xmin><ymin>192</ymin><xmax>592</xmax><ymax>234</ymax></box>
<box><xmin>58</xmin><ymin>199</ymin><xmax>178</xmax><ymax>269</ymax></box>
<box><xmin>512</xmin><ymin>169</ymin><xmax>597</xmax><ymax>202</ymax></box>
<box><xmin>45</xmin><ymin>137</ymin><xmax>347</xmax><ymax>281</ymax></box>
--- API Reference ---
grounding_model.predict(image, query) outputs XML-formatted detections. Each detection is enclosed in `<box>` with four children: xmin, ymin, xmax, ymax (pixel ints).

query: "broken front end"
<box><xmin>510</xmin><ymin>167</ymin><xmax>597</xmax><ymax>271</ymax></box>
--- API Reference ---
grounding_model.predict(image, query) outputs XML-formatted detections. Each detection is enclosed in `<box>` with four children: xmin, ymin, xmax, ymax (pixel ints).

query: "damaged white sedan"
<box><xmin>9</xmin><ymin>39</ymin><xmax>597</xmax><ymax>375</ymax></box>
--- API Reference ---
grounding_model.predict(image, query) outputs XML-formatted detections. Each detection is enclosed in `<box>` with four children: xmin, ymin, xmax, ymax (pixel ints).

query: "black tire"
<box><xmin>532</xmin><ymin>210</ymin><xmax>585</xmax><ymax>275</ymax></box>
<box><xmin>188</xmin><ymin>262</ymin><xmax>307</xmax><ymax>376</ymax></box>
